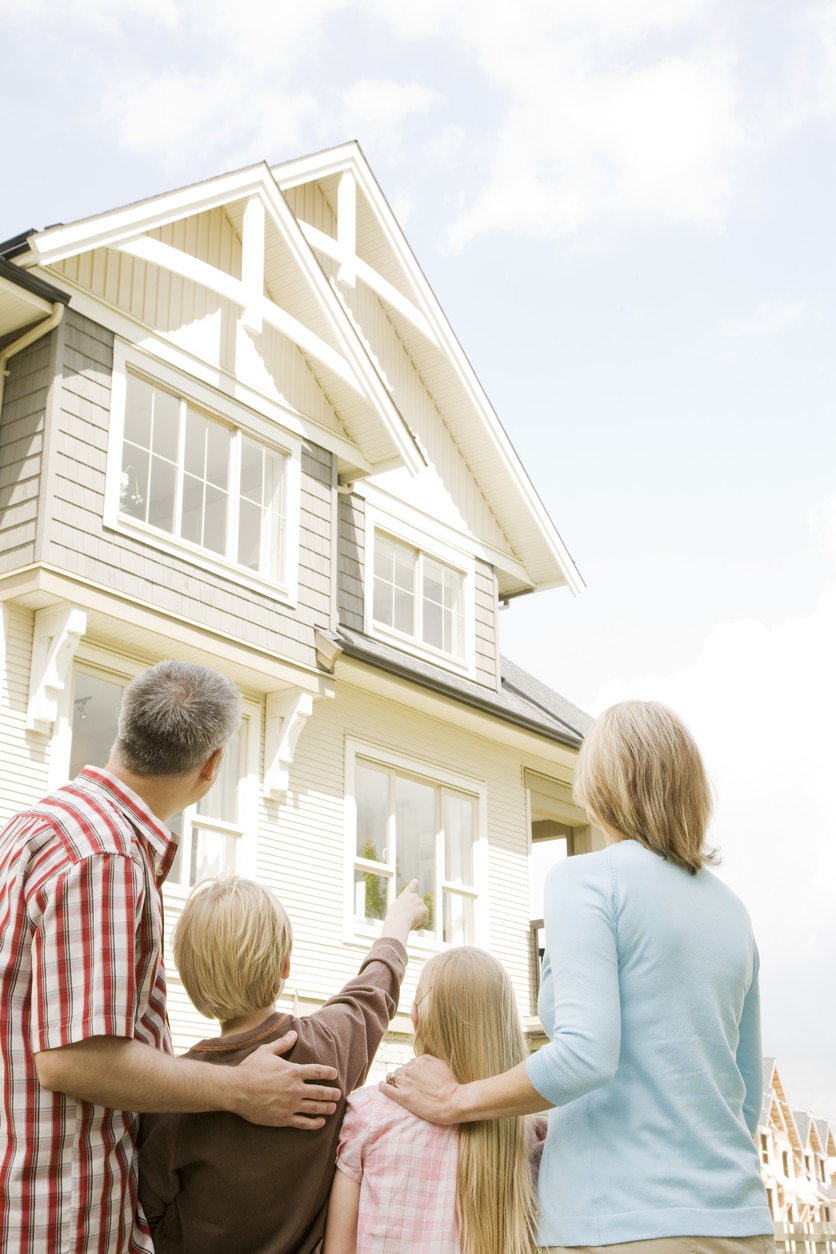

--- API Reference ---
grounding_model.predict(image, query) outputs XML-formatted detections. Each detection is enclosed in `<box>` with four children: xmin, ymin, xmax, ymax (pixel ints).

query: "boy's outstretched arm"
<box><xmin>322</xmin><ymin>1168</ymin><xmax>360</xmax><ymax>1254</ymax></box>
<box><xmin>379</xmin><ymin>878</ymin><xmax>428</xmax><ymax>946</ymax></box>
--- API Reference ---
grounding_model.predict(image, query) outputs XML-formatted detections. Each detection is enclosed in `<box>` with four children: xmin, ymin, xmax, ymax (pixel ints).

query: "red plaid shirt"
<box><xmin>0</xmin><ymin>767</ymin><xmax>176</xmax><ymax>1254</ymax></box>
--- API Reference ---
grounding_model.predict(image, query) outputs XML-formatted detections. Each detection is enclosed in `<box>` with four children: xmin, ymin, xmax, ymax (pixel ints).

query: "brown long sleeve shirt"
<box><xmin>138</xmin><ymin>937</ymin><xmax>407</xmax><ymax>1254</ymax></box>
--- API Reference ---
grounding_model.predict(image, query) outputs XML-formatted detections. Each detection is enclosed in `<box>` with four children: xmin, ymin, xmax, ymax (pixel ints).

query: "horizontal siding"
<box><xmin>0</xmin><ymin>334</ymin><xmax>52</xmax><ymax>572</ymax></box>
<box><xmin>163</xmin><ymin>677</ymin><xmax>579</xmax><ymax>1056</ymax></box>
<box><xmin>41</xmin><ymin>310</ymin><xmax>335</xmax><ymax>668</ymax></box>
<box><xmin>474</xmin><ymin>559</ymin><xmax>500</xmax><ymax>690</ymax></box>
<box><xmin>337</xmin><ymin>492</ymin><xmax>365</xmax><ymax>630</ymax></box>
<box><xmin>0</xmin><ymin>605</ymin><xmax>50</xmax><ymax>822</ymax></box>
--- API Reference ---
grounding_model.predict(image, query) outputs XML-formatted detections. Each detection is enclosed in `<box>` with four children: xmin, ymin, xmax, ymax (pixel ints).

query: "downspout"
<box><xmin>0</xmin><ymin>303</ymin><xmax>65</xmax><ymax>417</ymax></box>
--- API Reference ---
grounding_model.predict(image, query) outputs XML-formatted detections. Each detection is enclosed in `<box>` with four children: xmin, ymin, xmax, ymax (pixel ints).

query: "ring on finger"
<box><xmin>386</xmin><ymin>1070</ymin><xmax>399</xmax><ymax>1088</ymax></box>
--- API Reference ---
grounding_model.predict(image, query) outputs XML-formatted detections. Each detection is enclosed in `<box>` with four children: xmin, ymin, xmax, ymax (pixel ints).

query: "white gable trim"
<box><xmin>28</xmin><ymin>165</ymin><xmax>426</xmax><ymax>478</ymax></box>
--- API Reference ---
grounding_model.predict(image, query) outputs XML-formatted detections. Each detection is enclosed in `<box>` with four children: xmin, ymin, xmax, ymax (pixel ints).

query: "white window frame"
<box><xmin>106</xmin><ymin>342</ymin><xmax>302</xmax><ymax>606</ymax></box>
<box><xmin>344</xmin><ymin>737</ymin><xmax>487</xmax><ymax>951</ymax></box>
<box><xmin>64</xmin><ymin>650</ymin><xmax>260</xmax><ymax>900</ymax></box>
<box><xmin>363</xmin><ymin>504</ymin><xmax>475</xmax><ymax>676</ymax></box>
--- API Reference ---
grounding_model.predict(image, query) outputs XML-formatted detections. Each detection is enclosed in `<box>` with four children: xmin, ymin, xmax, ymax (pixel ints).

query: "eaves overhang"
<box><xmin>336</xmin><ymin>626</ymin><xmax>589</xmax><ymax>750</ymax></box>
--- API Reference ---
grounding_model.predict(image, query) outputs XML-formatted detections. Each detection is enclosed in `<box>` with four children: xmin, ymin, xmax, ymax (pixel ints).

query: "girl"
<box><xmin>322</xmin><ymin>946</ymin><xmax>541</xmax><ymax>1254</ymax></box>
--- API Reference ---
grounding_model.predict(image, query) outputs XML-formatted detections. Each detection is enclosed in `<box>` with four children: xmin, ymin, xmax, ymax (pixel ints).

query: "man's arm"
<box><xmin>35</xmin><ymin>1032</ymin><xmax>341</xmax><ymax>1130</ymax></box>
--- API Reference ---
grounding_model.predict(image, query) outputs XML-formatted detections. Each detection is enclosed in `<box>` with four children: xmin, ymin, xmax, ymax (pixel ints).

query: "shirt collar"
<box><xmin>77</xmin><ymin>765</ymin><xmax>178</xmax><ymax>879</ymax></box>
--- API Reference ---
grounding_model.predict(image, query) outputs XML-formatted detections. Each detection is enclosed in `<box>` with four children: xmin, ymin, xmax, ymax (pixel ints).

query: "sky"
<box><xmin>3</xmin><ymin>0</ymin><xmax>835</xmax><ymax>1120</ymax></box>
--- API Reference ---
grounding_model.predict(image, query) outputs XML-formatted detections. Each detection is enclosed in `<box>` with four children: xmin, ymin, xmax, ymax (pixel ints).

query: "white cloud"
<box><xmin>723</xmin><ymin>299</ymin><xmax>807</xmax><ymax>338</ymax></box>
<box><xmin>592</xmin><ymin>496</ymin><xmax>836</xmax><ymax>1118</ymax></box>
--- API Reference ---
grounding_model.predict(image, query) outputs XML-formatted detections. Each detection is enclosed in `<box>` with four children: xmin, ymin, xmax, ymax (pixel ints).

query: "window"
<box><xmin>350</xmin><ymin>749</ymin><xmax>481</xmax><ymax>945</ymax></box>
<box><xmin>167</xmin><ymin>722</ymin><xmax>247</xmax><ymax>889</ymax></box>
<box><xmin>119</xmin><ymin>372</ymin><xmax>287</xmax><ymax>582</ymax></box>
<box><xmin>69</xmin><ymin>666</ymin><xmax>255</xmax><ymax>891</ymax></box>
<box><xmin>372</xmin><ymin>532</ymin><xmax>465</xmax><ymax>659</ymax></box>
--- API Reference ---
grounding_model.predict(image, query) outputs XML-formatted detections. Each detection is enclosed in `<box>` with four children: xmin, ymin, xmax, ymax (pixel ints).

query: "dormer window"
<box><xmin>371</xmin><ymin>529</ymin><xmax>467</xmax><ymax>662</ymax></box>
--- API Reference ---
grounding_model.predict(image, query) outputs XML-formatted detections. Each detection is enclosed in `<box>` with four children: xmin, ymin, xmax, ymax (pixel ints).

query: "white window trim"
<box><xmin>163</xmin><ymin>696</ymin><xmax>262</xmax><ymax>900</ymax></box>
<box><xmin>343</xmin><ymin>736</ymin><xmax>488</xmax><ymax>952</ymax></box>
<box><xmin>363</xmin><ymin>503</ymin><xmax>476</xmax><ymax>677</ymax></box>
<box><xmin>63</xmin><ymin>651</ymin><xmax>260</xmax><ymax>894</ymax></box>
<box><xmin>106</xmin><ymin>341</ymin><xmax>302</xmax><ymax>607</ymax></box>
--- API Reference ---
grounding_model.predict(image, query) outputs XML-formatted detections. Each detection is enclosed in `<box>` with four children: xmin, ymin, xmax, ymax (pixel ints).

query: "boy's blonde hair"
<box><xmin>573</xmin><ymin>700</ymin><xmax>717</xmax><ymax>875</ymax></box>
<box><xmin>414</xmin><ymin>948</ymin><xmax>537</xmax><ymax>1254</ymax></box>
<box><xmin>173</xmin><ymin>876</ymin><xmax>292</xmax><ymax>1022</ymax></box>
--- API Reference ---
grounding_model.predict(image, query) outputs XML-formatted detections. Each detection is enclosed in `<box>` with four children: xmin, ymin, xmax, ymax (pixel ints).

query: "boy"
<box><xmin>138</xmin><ymin>876</ymin><xmax>427</xmax><ymax>1254</ymax></box>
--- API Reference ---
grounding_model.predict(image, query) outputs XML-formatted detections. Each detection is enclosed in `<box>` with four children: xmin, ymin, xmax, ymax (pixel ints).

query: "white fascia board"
<box><xmin>275</xmin><ymin>150</ymin><xmax>583</xmax><ymax>594</ymax></box>
<box><xmin>29</xmin><ymin>164</ymin><xmax>274</xmax><ymax>266</ymax></box>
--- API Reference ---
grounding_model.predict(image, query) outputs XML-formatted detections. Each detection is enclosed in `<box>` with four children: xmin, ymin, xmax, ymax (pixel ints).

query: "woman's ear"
<box><xmin>410</xmin><ymin>1001</ymin><xmax>419</xmax><ymax>1032</ymax></box>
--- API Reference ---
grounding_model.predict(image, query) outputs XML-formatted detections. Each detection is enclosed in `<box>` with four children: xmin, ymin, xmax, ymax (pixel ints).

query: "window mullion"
<box><xmin>173</xmin><ymin>398</ymin><xmax>186</xmax><ymax>538</ymax></box>
<box><xmin>228</xmin><ymin>430</ymin><xmax>241</xmax><ymax>562</ymax></box>
<box><xmin>414</xmin><ymin>550</ymin><xmax>423</xmax><ymax>641</ymax></box>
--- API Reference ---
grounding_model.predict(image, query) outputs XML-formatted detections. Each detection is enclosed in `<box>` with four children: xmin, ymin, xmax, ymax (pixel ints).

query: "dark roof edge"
<box><xmin>337</xmin><ymin>632</ymin><xmax>584</xmax><ymax>749</ymax></box>
<box><xmin>0</xmin><ymin>232</ymin><xmax>37</xmax><ymax>260</ymax></box>
<box><xmin>0</xmin><ymin>256</ymin><xmax>71</xmax><ymax>306</ymax></box>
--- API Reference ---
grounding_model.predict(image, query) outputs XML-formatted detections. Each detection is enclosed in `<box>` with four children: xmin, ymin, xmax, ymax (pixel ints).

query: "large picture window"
<box><xmin>372</xmin><ymin>532</ymin><xmax>465</xmax><ymax>659</ymax></box>
<box><xmin>350</xmin><ymin>750</ymin><xmax>481</xmax><ymax>946</ymax></box>
<box><xmin>120</xmin><ymin>372</ymin><xmax>287</xmax><ymax>583</ymax></box>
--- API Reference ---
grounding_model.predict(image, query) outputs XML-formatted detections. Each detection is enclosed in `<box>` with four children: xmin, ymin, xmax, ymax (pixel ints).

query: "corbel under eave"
<box><xmin>263</xmin><ymin>688</ymin><xmax>313</xmax><ymax>798</ymax></box>
<box><xmin>26</xmin><ymin>604</ymin><xmax>88</xmax><ymax>736</ymax></box>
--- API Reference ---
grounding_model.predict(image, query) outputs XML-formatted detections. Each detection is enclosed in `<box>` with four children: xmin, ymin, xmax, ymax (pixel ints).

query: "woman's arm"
<box><xmin>380</xmin><ymin>1055</ymin><xmax>549</xmax><ymax>1124</ymax></box>
<box><xmin>322</xmin><ymin>1168</ymin><xmax>361</xmax><ymax>1254</ymax></box>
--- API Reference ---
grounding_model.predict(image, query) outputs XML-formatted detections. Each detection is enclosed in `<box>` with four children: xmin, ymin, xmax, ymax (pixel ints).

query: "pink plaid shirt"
<box><xmin>336</xmin><ymin>1085</ymin><xmax>461</xmax><ymax>1253</ymax></box>
<box><xmin>0</xmin><ymin>767</ymin><xmax>176</xmax><ymax>1254</ymax></box>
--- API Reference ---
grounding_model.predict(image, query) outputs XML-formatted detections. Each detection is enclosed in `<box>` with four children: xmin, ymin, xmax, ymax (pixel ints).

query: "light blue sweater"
<box><xmin>526</xmin><ymin>840</ymin><xmax>773</xmax><ymax>1247</ymax></box>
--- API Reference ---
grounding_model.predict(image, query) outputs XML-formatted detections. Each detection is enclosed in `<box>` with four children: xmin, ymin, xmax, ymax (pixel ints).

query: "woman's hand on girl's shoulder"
<box><xmin>379</xmin><ymin>1054</ymin><xmax>461</xmax><ymax>1125</ymax></box>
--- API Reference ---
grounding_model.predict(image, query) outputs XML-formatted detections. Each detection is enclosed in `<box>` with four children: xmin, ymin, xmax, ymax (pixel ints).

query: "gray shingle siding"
<box><xmin>22</xmin><ymin>309</ymin><xmax>335</xmax><ymax>668</ymax></box>
<box><xmin>0</xmin><ymin>334</ymin><xmax>52</xmax><ymax>572</ymax></box>
<box><xmin>337</xmin><ymin>491</ymin><xmax>366</xmax><ymax>631</ymax></box>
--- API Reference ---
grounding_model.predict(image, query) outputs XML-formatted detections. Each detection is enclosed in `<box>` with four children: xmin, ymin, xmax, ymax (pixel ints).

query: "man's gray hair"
<box><xmin>113</xmin><ymin>661</ymin><xmax>242</xmax><ymax>777</ymax></box>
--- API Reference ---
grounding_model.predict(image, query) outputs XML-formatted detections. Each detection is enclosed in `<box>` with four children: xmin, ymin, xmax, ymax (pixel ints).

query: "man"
<box><xmin>0</xmin><ymin>660</ymin><xmax>340</xmax><ymax>1254</ymax></box>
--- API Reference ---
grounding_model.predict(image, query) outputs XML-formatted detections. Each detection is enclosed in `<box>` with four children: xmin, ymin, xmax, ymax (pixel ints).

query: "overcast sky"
<box><xmin>3</xmin><ymin>0</ymin><xmax>835</xmax><ymax>1120</ymax></box>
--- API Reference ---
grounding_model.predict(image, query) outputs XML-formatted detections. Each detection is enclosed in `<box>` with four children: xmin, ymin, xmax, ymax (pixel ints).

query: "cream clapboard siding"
<box><xmin>42</xmin><ymin>309</ymin><xmax>333</xmax><ymax>669</ymax></box>
<box><xmin>0</xmin><ymin>604</ymin><xmax>51</xmax><ymax>823</ymax></box>
<box><xmin>0</xmin><ymin>333</ymin><xmax>54</xmax><ymax>573</ymax></box>
<box><xmin>165</xmin><ymin>676</ymin><xmax>570</xmax><ymax>1052</ymax></box>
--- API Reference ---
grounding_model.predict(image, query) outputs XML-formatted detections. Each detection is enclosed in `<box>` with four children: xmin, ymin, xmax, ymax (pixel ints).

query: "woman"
<box><xmin>382</xmin><ymin>701</ymin><xmax>775</xmax><ymax>1254</ymax></box>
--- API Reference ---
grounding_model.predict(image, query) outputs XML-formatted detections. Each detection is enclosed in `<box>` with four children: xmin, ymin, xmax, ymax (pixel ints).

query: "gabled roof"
<box><xmin>13</xmin><ymin>163</ymin><xmax>424</xmax><ymax>481</ymax></box>
<box><xmin>7</xmin><ymin>145</ymin><xmax>583</xmax><ymax>600</ymax></box>
<box><xmin>273</xmin><ymin>142</ymin><xmax>583</xmax><ymax>599</ymax></box>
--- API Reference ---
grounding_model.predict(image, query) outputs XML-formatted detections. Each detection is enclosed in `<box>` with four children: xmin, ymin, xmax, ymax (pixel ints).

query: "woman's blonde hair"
<box><xmin>173</xmin><ymin>876</ymin><xmax>292</xmax><ymax>1022</ymax></box>
<box><xmin>573</xmin><ymin>700</ymin><xmax>717</xmax><ymax>875</ymax></box>
<box><xmin>413</xmin><ymin>948</ymin><xmax>537</xmax><ymax>1254</ymax></box>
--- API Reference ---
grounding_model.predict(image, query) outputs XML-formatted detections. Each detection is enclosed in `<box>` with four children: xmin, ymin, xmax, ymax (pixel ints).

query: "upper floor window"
<box><xmin>107</xmin><ymin>345</ymin><xmax>302</xmax><ymax>601</ymax></box>
<box><xmin>349</xmin><ymin>742</ymin><xmax>483</xmax><ymax>947</ymax></box>
<box><xmin>120</xmin><ymin>372</ymin><xmax>287</xmax><ymax>583</ymax></box>
<box><xmin>373</xmin><ymin>533</ymin><xmax>465</xmax><ymax>658</ymax></box>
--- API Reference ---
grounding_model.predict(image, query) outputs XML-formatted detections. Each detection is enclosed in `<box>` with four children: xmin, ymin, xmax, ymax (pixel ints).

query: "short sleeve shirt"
<box><xmin>336</xmin><ymin>1086</ymin><xmax>461</xmax><ymax>1254</ymax></box>
<box><xmin>0</xmin><ymin>767</ymin><xmax>176</xmax><ymax>1254</ymax></box>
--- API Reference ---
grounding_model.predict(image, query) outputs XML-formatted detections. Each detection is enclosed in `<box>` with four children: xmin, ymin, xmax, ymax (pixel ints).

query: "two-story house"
<box><xmin>0</xmin><ymin>142</ymin><xmax>597</xmax><ymax>1059</ymax></box>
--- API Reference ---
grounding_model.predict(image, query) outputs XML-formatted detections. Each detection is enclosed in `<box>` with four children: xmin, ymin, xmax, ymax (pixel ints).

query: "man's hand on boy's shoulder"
<box><xmin>380</xmin><ymin>879</ymin><xmax>429</xmax><ymax>944</ymax></box>
<box><xmin>231</xmin><ymin>1031</ymin><xmax>341</xmax><ymax>1129</ymax></box>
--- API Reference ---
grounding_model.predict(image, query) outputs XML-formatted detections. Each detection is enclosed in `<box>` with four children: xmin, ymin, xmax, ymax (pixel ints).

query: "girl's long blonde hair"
<box><xmin>413</xmin><ymin>947</ymin><xmax>537</xmax><ymax>1254</ymax></box>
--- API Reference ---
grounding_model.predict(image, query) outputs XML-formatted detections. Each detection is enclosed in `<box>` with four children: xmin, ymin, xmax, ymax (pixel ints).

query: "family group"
<box><xmin>0</xmin><ymin>660</ymin><xmax>776</xmax><ymax>1254</ymax></box>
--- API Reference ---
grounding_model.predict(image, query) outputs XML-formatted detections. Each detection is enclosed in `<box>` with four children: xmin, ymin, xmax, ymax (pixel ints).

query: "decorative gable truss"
<box><xmin>25</xmin><ymin>165</ymin><xmax>425</xmax><ymax>485</ymax></box>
